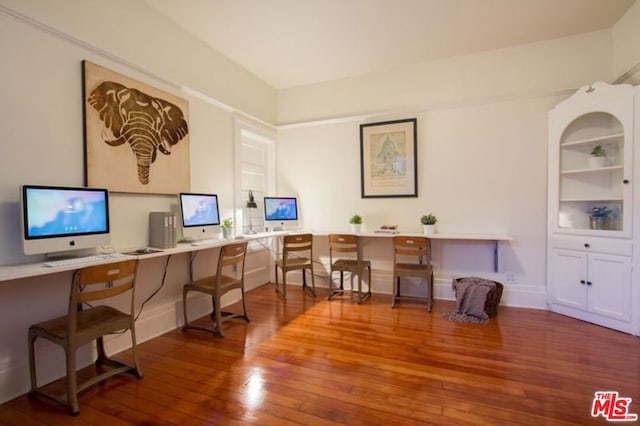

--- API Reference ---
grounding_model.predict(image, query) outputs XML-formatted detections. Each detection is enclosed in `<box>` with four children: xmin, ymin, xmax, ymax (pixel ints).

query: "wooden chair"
<box><xmin>392</xmin><ymin>236</ymin><xmax>434</xmax><ymax>311</ymax></box>
<box><xmin>328</xmin><ymin>234</ymin><xmax>371</xmax><ymax>303</ymax></box>
<box><xmin>275</xmin><ymin>233</ymin><xmax>316</xmax><ymax>299</ymax></box>
<box><xmin>28</xmin><ymin>259</ymin><xmax>142</xmax><ymax>415</ymax></box>
<box><xmin>183</xmin><ymin>241</ymin><xmax>249</xmax><ymax>337</ymax></box>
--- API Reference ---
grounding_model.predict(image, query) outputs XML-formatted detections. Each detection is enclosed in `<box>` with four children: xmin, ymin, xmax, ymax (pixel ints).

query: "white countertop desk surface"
<box><xmin>324</xmin><ymin>231</ymin><xmax>512</xmax><ymax>241</ymax></box>
<box><xmin>338</xmin><ymin>231</ymin><xmax>513</xmax><ymax>272</ymax></box>
<box><xmin>0</xmin><ymin>231</ymin><xmax>512</xmax><ymax>282</ymax></box>
<box><xmin>0</xmin><ymin>231</ymin><xmax>288</xmax><ymax>283</ymax></box>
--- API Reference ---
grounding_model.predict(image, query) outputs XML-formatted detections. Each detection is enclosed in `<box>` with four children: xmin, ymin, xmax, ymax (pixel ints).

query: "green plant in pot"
<box><xmin>221</xmin><ymin>217</ymin><xmax>233</xmax><ymax>238</ymax></box>
<box><xmin>349</xmin><ymin>214</ymin><xmax>363</xmax><ymax>225</ymax></box>
<box><xmin>589</xmin><ymin>206</ymin><xmax>612</xmax><ymax>230</ymax></box>
<box><xmin>589</xmin><ymin>145</ymin><xmax>607</xmax><ymax>168</ymax></box>
<box><xmin>421</xmin><ymin>214</ymin><xmax>437</xmax><ymax>235</ymax></box>
<box><xmin>349</xmin><ymin>214</ymin><xmax>363</xmax><ymax>233</ymax></box>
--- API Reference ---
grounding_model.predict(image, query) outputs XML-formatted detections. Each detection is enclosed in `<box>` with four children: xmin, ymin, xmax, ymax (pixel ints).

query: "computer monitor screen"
<box><xmin>178</xmin><ymin>192</ymin><xmax>220</xmax><ymax>240</ymax></box>
<box><xmin>264</xmin><ymin>197</ymin><xmax>298</xmax><ymax>221</ymax></box>
<box><xmin>21</xmin><ymin>185</ymin><xmax>111</xmax><ymax>256</ymax></box>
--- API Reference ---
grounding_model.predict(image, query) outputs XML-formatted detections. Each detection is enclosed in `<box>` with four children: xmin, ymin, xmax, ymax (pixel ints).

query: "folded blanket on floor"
<box><xmin>444</xmin><ymin>277</ymin><xmax>496</xmax><ymax>324</ymax></box>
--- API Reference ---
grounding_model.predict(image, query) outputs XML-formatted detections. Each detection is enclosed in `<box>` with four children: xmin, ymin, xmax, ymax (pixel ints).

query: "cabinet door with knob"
<box><xmin>548</xmin><ymin>237</ymin><xmax>633</xmax><ymax>332</ymax></box>
<box><xmin>548</xmin><ymin>248</ymin><xmax>587</xmax><ymax>310</ymax></box>
<box><xmin>588</xmin><ymin>252</ymin><xmax>631</xmax><ymax>322</ymax></box>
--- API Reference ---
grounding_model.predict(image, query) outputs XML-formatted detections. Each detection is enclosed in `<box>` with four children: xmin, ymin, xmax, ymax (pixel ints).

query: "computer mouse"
<box><xmin>136</xmin><ymin>248</ymin><xmax>152</xmax><ymax>254</ymax></box>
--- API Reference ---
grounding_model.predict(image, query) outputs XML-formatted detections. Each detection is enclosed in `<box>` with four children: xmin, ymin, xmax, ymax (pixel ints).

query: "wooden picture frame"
<box><xmin>360</xmin><ymin>118</ymin><xmax>417</xmax><ymax>198</ymax></box>
<box><xmin>82</xmin><ymin>60</ymin><xmax>190</xmax><ymax>194</ymax></box>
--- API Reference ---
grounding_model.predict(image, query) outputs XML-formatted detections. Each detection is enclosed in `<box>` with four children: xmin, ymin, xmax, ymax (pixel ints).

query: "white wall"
<box><xmin>276</xmin><ymin>30</ymin><xmax>612</xmax><ymax>125</ymax></box>
<box><xmin>0</xmin><ymin>1</ymin><xmax>275</xmax><ymax>404</ymax></box>
<box><xmin>276</xmin><ymin>29</ymin><xmax>625</xmax><ymax>311</ymax></box>
<box><xmin>278</xmin><ymin>96</ymin><xmax>563</xmax><ymax>307</ymax></box>
<box><xmin>0</xmin><ymin>0</ymin><xmax>276</xmax><ymax>123</ymax></box>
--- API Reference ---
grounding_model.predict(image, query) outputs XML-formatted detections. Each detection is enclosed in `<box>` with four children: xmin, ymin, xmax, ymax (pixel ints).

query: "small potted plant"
<box><xmin>221</xmin><ymin>217</ymin><xmax>233</xmax><ymax>238</ymax></box>
<box><xmin>589</xmin><ymin>206</ymin><xmax>612</xmax><ymax>230</ymax></box>
<box><xmin>589</xmin><ymin>145</ymin><xmax>607</xmax><ymax>168</ymax></box>
<box><xmin>421</xmin><ymin>214</ymin><xmax>437</xmax><ymax>235</ymax></box>
<box><xmin>349</xmin><ymin>214</ymin><xmax>363</xmax><ymax>233</ymax></box>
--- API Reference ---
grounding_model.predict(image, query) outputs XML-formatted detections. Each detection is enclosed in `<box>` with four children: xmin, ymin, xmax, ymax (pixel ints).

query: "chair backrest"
<box><xmin>328</xmin><ymin>234</ymin><xmax>361</xmax><ymax>263</ymax></box>
<box><xmin>216</xmin><ymin>241</ymin><xmax>248</xmax><ymax>278</ymax></box>
<box><xmin>282</xmin><ymin>233</ymin><xmax>313</xmax><ymax>264</ymax></box>
<box><xmin>393</xmin><ymin>236</ymin><xmax>431</xmax><ymax>265</ymax></box>
<box><xmin>69</xmin><ymin>259</ymin><xmax>139</xmax><ymax>327</ymax></box>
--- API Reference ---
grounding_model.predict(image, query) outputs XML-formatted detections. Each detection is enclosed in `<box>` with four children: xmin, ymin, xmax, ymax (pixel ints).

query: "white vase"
<box><xmin>222</xmin><ymin>227</ymin><xmax>233</xmax><ymax>238</ymax></box>
<box><xmin>422</xmin><ymin>224</ymin><xmax>436</xmax><ymax>235</ymax></box>
<box><xmin>350</xmin><ymin>224</ymin><xmax>361</xmax><ymax>233</ymax></box>
<box><xmin>589</xmin><ymin>156</ymin><xmax>606</xmax><ymax>168</ymax></box>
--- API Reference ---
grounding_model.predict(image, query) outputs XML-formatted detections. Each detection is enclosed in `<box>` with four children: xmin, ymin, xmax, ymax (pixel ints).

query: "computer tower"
<box><xmin>149</xmin><ymin>212</ymin><xmax>176</xmax><ymax>249</ymax></box>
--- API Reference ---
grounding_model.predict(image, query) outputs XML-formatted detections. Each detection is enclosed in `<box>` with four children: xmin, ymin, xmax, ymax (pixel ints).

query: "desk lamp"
<box><xmin>245</xmin><ymin>190</ymin><xmax>258</xmax><ymax>234</ymax></box>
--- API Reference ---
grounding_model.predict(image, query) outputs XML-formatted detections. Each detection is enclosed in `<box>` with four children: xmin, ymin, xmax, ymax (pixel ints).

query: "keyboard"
<box><xmin>191</xmin><ymin>239</ymin><xmax>223</xmax><ymax>246</ymax></box>
<box><xmin>43</xmin><ymin>253</ymin><xmax>127</xmax><ymax>268</ymax></box>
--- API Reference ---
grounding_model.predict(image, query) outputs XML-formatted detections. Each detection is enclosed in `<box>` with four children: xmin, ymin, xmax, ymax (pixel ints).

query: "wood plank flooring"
<box><xmin>1</xmin><ymin>284</ymin><xmax>639</xmax><ymax>425</ymax></box>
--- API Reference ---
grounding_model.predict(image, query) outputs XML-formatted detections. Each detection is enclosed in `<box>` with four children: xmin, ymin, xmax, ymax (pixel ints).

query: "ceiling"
<box><xmin>146</xmin><ymin>0</ymin><xmax>635</xmax><ymax>90</ymax></box>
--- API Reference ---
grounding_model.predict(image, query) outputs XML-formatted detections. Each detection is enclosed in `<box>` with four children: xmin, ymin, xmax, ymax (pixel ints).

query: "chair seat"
<box><xmin>276</xmin><ymin>257</ymin><xmax>311</xmax><ymax>269</ymax></box>
<box><xmin>185</xmin><ymin>274</ymin><xmax>243</xmax><ymax>293</ymax></box>
<box><xmin>31</xmin><ymin>306</ymin><xmax>131</xmax><ymax>345</ymax></box>
<box><xmin>332</xmin><ymin>259</ymin><xmax>371</xmax><ymax>270</ymax></box>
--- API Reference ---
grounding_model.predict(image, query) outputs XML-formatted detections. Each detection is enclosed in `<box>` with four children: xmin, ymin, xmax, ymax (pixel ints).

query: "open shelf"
<box><xmin>560</xmin><ymin>165</ymin><xmax>623</xmax><ymax>175</ymax></box>
<box><xmin>560</xmin><ymin>132</ymin><xmax>624</xmax><ymax>147</ymax></box>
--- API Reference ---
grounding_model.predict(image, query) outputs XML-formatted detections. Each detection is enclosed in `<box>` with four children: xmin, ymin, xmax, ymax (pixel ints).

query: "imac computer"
<box><xmin>20</xmin><ymin>185</ymin><xmax>111</xmax><ymax>256</ymax></box>
<box><xmin>263</xmin><ymin>196</ymin><xmax>299</xmax><ymax>231</ymax></box>
<box><xmin>178</xmin><ymin>192</ymin><xmax>221</xmax><ymax>241</ymax></box>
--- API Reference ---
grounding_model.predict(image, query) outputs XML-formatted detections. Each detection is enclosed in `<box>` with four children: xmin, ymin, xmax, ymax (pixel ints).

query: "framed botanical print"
<box><xmin>360</xmin><ymin>118</ymin><xmax>417</xmax><ymax>198</ymax></box>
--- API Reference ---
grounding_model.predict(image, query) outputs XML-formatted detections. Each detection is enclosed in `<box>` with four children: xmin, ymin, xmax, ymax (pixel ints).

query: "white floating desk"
<box><xmin>315</xmin><ymin>231</ymin><xmax>513</xmax><ymax>272</ymax></box>
<box><xmin>0</xmin><ymin>231</ymin><xmax>288</xmax><ymax>283</ymax></box>
<box><xmin>0</xmin><ymin>230</ymin><xmax>512</xmax><ymax>282</ymax></box>
<box><xmin>352</xmin><ymin>231</ymin><xmax>512</xmax><ymax>241</ymax></box>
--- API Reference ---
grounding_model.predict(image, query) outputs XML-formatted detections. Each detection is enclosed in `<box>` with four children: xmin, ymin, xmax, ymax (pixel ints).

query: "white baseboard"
<box><xmin>314</xmin><ymin>271</ymin><xmax>548</xmax><ymax>309</ymax></box>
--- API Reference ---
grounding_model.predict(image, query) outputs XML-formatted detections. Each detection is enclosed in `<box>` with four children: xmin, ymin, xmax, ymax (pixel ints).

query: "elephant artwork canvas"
<box><xmin>82</xmin><ymin>60</ymin><xmax>190</xmax><ymax>194</ymax></box>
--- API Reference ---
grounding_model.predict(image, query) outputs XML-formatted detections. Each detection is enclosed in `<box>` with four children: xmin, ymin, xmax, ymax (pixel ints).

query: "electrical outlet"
<box><xmin>504</xmin><ymin>272</ymin><xmax>516</xmax><ymax>283</ymax></box>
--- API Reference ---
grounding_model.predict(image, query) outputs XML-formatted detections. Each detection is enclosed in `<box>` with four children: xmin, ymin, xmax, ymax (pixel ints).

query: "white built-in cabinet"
<box><xmin>547</xmin><ymin>82</ymin><xmax>639</xmax><ymax>335</ymax></box>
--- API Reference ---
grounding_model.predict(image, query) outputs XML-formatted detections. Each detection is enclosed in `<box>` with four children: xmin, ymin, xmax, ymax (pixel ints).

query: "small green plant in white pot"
<box><xmin>421</xmin><ymin>214</ymin><xmax>437</xmax><ymax>235</ymax></box>
<box><xmin>349</xmin><ymin>214</ymin><xmax>363</xmax><ymax>233</ymax></box>
<box><xmin>589</xmin><ymin>145</ymin><xmax>607</xmax><ymax>168</ymax></box>
<box><xmin>221</xmin><ymin>217</ymin><xmax>233</xmax><ymax>238</ymax></box>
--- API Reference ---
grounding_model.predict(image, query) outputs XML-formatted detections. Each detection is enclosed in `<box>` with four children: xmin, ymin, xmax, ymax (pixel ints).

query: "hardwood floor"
<box><xmin>2</xmin><ymin>284</ymin><xmax>639</xmax><ymax>425</ymax></box>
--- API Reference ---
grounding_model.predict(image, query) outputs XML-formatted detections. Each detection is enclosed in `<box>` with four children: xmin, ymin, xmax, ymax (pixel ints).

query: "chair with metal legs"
<box><xmin>392</xmin><ymin>236</ymin><xmax>433</xmax><ymax>311</ymax></box>
<box><xmin>275</xmin><ymin>233</ymin><xmax>316</xmax><ymax>299</ymax></box>
<box><xmin>183</xmin><ymin>241</ymin><xmax>250</xmax><ymax>337</ymax></box>
<box><xmin>28</xmin><ymin>259</ymin><xmax>142</xmax><ymax>415</ymax></box>
<box><xmin>328</xmin><ymin>234</ymin><xmax>372</xmax><ymax>303</ymax></box>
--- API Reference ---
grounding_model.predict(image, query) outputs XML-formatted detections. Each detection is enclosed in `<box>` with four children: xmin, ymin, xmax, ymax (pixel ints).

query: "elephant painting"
<box><xmin>87</xmin><ymin>81</ymin><xmax>189</xmax><ymax>185</ymax></box>
<box><xmin>83</xmin><ymin>60</ymin><xmax>190</xmax><ymax>194</ymax></box>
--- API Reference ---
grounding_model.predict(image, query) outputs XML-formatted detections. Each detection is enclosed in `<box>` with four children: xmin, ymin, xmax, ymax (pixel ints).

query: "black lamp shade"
<box><xmin>246</xmin><ymin>190</ymin><xmax>258</xmax><ymax>208</ymax></box>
